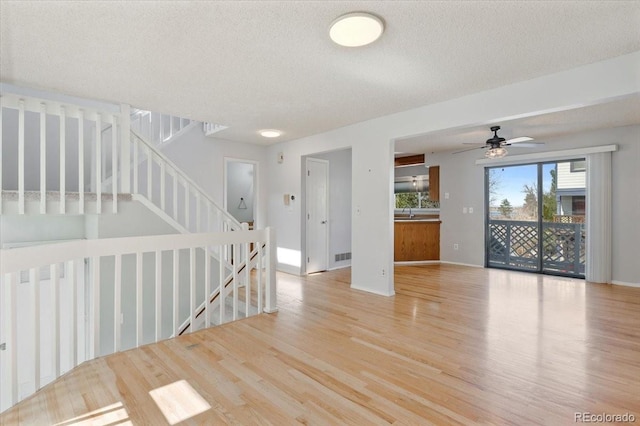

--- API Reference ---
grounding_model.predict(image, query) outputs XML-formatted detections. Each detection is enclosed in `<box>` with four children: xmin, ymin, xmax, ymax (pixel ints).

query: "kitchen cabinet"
<box><xmin>394</xmin><ymin>220</ymin><xmax>441</xmax><ymax>261</ymax></box>
<box><xmin>429</xmin><ymin>165</ymin><xmax>440</xmax><ymax>202</ymax></box>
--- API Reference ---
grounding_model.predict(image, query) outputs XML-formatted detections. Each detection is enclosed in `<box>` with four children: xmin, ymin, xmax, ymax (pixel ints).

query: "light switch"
<box><xmin>445</xmin><ymin>192</ymin><xmax>450</xmax><ymax>199</ymax></box>
<box><xmin>284</xmin><ymin>194</ymin><xmax>290</xmax><ymax>206</ymax></box>
<box><xmin>469</xmin><ymin>207</ymin><xmax>474</xmax><ymax>214</ymax></box>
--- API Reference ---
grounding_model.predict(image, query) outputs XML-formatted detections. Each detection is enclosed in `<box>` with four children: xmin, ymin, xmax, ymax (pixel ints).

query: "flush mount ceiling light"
<box><xmin>260</xmin><ymin>129</ymin><xmax>282</xmax><ymax>138</ymax></box>
<box><xmin>329</xmin><ymin>12</ymin><xmax>384</xmax><ymax>47</ymax></box>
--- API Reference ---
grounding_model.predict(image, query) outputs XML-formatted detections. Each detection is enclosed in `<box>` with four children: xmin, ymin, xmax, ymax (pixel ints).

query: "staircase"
<box><xmin>0</xmin><ymin>87</ymin><xmax>277</xmax><ymax>412</ymax></box>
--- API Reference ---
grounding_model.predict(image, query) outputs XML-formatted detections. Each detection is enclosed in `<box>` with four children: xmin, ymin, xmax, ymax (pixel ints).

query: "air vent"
<box><xmin>334</xmin><ymin>252</ymin><xmax>352</xmax><ymax>262</ymax></box>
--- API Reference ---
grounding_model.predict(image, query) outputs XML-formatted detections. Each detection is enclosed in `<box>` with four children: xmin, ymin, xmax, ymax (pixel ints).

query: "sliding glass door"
<box><xmin>485</xmin><ymin>160</ymin><xmax>586</xmax><ymax>278</ymax></box>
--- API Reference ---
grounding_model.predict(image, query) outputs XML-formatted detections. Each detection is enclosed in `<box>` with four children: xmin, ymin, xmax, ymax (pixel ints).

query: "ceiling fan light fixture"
<box><xmin>329</xmin><ymin>12</ymin><xmax>384</xmax><ymax>47</ymax></box>
<box><xmin>485</xmin><ymin>146</ymin><xmax>508</xmax><ymax>159</ymax></box>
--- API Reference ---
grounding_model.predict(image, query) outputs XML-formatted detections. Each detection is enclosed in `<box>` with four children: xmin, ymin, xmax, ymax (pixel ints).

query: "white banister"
<box><xmin>155</xmin><ymin>250</ymin><xmax>162</xmax><ymax>342</ymax></box>
<box><xmin>18</xmin><ymin>99</ymin><xmax>25</xmax><ymax>214</ymax></box>
<box><xmin>69</xmin><ymin>259</ymin><xmax>77</xmax><ymax>367</ymax></box>
<box><xmin>30</xmin><ymin>267</ymin><xmax>40</xmax><ymax>390</ymax></box>
<box><xmin>78</xmin><ymin>110</ymin><xmax>85</xmax><ymax>214</ymax></box>
<box><xmin>39</xmin><ymin>103</ymin><xmax>46</xmax><ymax>214</ymax></box>
<box><xmin>114</xmin><ymin>254</ymin><xmax>122</xmax><ymax>353</ymax></box>
<box><xmin>52</xmin><ymin>263</ymin><xmax>61</xmax><ymax>378</ymax></box>
<box><xmin>91</xmin><ymin>257</ymin><xmax>100</xmax><ymax>358</ymax></box>
<box><xmin>95</xmin><ymin>114</ymin><xmax>102</xmax><ymax>214</ymax></box>
<box><xmin>136</xmin><ymin>252</ymin><xmax>143</xmax><ymax>347</ymax></box>
<box><xmin>133</xmin><ymin>135</ymin><xmax>139</xmax><ymax>194</ymax></box>
<box><xmin>111</xmin><ymin>115</ymin><xmax>118</xmax><ymax>213</ymax></box>
<box><xmin>119</xmin><ymin>104</ymin><xmax>131</xmax><ymax>193</ymax></box>
<box><xmin>189</xmin><ymin>247</ymin><xmax>196</xmax><ymax>332</ymax></box>
<box><xmin>172</xmin><ymin>249</ymin><xmax>179</xmax><ymax>337</ymax></box>
<box><xmin>265</xmin><ymin>226</ymin><xmax>277</xmax><ymax>313</ymax></box>
<box><xmin>204</xmin><ymin>246</ymin><xmax>211</xmax><ymax>327</ymax></box>
<box><xmin>59</xmin><ymin>106</ymin><xmax>66</xmax><ymax>214</ymax></box>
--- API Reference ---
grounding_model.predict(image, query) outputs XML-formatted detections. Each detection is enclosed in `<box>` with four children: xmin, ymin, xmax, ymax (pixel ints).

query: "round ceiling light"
<box><xmin>329</xmin><ymin>12</ymin><xmax>384</xmax><ymax>47</ymax></box>
<box><xmin>260</xmin><ymin>129</ymin><xmax>282</xmax><ymax>138</ymax></box>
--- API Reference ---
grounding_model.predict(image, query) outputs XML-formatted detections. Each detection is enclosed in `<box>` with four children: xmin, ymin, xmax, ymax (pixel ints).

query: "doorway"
<box><xmin>305</xmin><ymin>158</ymin><xmax>329</xmax><ymax>274</ymax></box>
<box><xmin>224</xmin><ymin>158</ymin><xmax>257</xmax><ymax>228</ymax></box>
<box><xmin>485</xmin><ymin>159</ymin><xmax>586</xmax><ymax>277</ymax></box>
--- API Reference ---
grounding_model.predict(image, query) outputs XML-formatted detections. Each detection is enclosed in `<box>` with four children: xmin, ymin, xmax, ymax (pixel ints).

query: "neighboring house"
<box><xmin>556</xmin><ymin>160</ymin><xmax>586</xmax><ymax>218</ymax></box>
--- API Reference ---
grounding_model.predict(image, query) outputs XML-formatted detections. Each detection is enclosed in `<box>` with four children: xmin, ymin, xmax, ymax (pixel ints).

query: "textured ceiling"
<box><xmin>1</xmin><ymin>1</ymin><xmax>639</xmax><ymax>145</ymax></box>
<box><xmin>395</xmin><ymin>95</ymin><xmax>640</xmax><ymax>155</ymax></box>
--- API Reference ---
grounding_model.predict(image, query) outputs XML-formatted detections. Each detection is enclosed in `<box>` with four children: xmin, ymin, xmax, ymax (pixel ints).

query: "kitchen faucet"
<box><xmin>402</xmin><ymin>207</ymin><xmax>415</xmax><ymax>218</ymax></box>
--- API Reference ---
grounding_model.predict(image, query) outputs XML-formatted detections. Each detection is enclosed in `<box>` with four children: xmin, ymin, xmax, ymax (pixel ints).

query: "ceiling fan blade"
<box><xmin>504</xmin><ymin>142</ymin><xmax>544</xmax><ymax>148</ymax></box>
<box><xmin>506</xmin><ymin>136</ymin><xmax>534</xmax><ymax>144</ymax></box>
<box><xmin>452</xmin><ymin>146</ymin><xmax>486</xmax><ymax>154</ymax></box>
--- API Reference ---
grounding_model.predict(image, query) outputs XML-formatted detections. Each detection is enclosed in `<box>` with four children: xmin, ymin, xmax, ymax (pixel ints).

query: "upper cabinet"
<box><xmin>429</xmin><ymin>166</ymin><xmax>440</xmax><ymax>202</ymax></box>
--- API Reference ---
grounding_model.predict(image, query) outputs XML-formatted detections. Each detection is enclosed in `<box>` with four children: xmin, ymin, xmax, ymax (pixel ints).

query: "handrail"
<box><xmin>131</xmin><ymin>129</ymin><xmax>242</xmax><ymax>230</ymax></box>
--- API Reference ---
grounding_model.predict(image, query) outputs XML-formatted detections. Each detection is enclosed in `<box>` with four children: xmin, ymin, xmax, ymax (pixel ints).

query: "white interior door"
<box><xmin>306</xmin><ymin>158</ymin><xmax>329</xmax><ymax>274</ymax></box>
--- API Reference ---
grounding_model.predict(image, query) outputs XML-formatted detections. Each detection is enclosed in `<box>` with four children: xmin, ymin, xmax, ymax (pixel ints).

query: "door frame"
<box><xmin>223</xmin><ymin>157</ymin><xmax>259</xmax><ymax>228</ymax></box>
<box><xmin>304</xmin><ymin>157</ymin><xmax>330</xmax><ymax>274</ymax></box>
<box><xmin>484</xmin><ymin>159</ymin><xmax>586</xmax><ymax>278</ymax></box>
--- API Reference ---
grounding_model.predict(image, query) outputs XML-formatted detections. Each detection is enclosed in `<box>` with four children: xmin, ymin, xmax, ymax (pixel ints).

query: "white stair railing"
<box><xmin>0</xmin><ymin>92</ymin><xmax>128</xmax><ymax>215</ymax></box>
<box><xmin>0</xmin><ymin>227</ymin><xmax>277</xmax><ymax>412</ymax></box>
<box><xmin>131</xmin><ymin>130</ymin><xmax>242</xmax><ymax>234</ymax></box>
<box><xmin>130</xmin><ymin>109</ymin><xmax>194</xmax><ymax>148</ymax></box>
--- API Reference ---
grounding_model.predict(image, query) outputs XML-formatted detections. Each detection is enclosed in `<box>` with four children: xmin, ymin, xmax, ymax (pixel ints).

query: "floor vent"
<box><xmin>334</xmin><ymin>252</ymin><xmax>352</xmax><ymax>262</ymax></box>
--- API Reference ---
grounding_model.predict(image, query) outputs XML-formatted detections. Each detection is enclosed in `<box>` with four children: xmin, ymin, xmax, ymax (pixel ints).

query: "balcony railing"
<box><xmin>488</xmin><ymin>219</ymin><xmax>585</xmax><ymax>276</ymax></box>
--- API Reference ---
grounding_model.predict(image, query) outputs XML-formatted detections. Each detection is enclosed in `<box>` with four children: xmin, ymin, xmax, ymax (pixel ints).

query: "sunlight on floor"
<box><xmin>53</xmin><ymin>402</ymin><xmax>131</xmax><ymax>426</ymax></box>
<box><xmin>149</xmin><ymin>380</ymin><xmax>211</xmax><ymax>425</ymax></box>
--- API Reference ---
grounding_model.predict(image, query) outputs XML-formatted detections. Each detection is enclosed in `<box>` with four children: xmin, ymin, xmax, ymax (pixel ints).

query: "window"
<box><xmin>570</xmin><ymin>159</ymin><xmax>586</xmax><ymax>172</ymax></box>
<box><xmin>395</xmin><ymin>192</ymin><xmax>439</xmax><ymax>209</ymax></box>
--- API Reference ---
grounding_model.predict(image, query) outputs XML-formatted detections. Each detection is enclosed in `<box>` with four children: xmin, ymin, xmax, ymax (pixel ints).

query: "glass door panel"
<box><xmin>541</xmin><ymin>160</ymin><xmax>586</xmax><ymax>276</ymax></box>
<box><xmin>486</xmin><ymin>164</ymin><xmax>540</xmax><ymax>271</ymax></box>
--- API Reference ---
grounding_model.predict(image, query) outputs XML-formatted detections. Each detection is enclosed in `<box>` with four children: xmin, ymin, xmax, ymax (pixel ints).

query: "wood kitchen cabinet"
<box><xmin>429</xmin><ymin>165</ymin><xmax>440</xmax><ymax>201</ymax></box>
<box><xmin>394</xmin><ymin>220</ymin><xmax>441</xmax><ymax>261</ymax></box>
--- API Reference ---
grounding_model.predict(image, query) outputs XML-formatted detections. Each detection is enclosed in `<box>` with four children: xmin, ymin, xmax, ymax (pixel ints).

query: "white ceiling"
<box><xmin>1</xmin><ymin>1</ymin><xmax>639</xmax><ymax>145</ymax></box>
<box><xmin>395</xmin><ymin>94</ymin><xmax>640</xmax><ymax>155</ymax></box>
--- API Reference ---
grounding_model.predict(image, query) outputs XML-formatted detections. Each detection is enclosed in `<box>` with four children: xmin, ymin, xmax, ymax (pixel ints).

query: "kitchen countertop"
<box><xmin>394</xmin><ymin>218</ymin><xmax>441</xmax><ymax>223</ymax></box>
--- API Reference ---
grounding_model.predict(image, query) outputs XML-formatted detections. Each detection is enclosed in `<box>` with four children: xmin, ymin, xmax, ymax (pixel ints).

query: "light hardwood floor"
<box><xmin>2</xmin><ymin>265</ymin><xmax>640</xmax><ymax>425</ymax></box>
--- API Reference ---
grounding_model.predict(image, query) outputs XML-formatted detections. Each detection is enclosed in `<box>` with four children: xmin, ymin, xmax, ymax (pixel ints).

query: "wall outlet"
<box><xmin>469</xmin><ymin>207</ymin><xmax>474</xmax><ymax>214</ymax></box>
<box><xmin>453</xmin><ymin>243</ymin><xmax>459</xmax><ymax>250</ymax></box>
<box><xmin>382</xmin><ymin>269</ymin><xmax>385</xmax><ymax>276</ymax></box>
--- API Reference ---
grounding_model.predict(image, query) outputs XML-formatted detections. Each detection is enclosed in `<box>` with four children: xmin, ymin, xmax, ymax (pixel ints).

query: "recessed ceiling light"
<box><xmin>329</xmin><ymin>12</ymin><xmax>384</xmax><ymax>47</ymax></box>
<box><xmin>260</xmin><ymin>129</ymin><xmax>282</xmax><ymax>138</ymax></box>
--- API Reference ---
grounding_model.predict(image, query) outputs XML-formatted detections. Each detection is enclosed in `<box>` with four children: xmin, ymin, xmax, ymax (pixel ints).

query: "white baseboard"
<box><xmin>394</xmin><ymin>260</ymin><xmax>440</xmax><ymax>266</ymax></box>
<box><xmin>611</xmin><ymin>280</ymin><xmax>640</xmax><ymax>288</ymax></box>
<box><xmin>328</xmin><ymin>264</ymin><xmax>351</xmax><ymax>271</ymax></box>
<box><xmin>439</xmin><ymin>261</ymin><xmax>484</xmax><ymax>268</ymax></box>
<box><xmin>276</xmin><ymin>264</ymin><xmax>302</xmax><ymax>276</ymax></box>
<box><xmin>350</xmin><ymin>283</ymin><xmax>395</xmax><ymax>297</ymax></box>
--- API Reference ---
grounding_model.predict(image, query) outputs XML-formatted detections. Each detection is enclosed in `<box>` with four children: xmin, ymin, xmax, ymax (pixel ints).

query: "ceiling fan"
<box><xmin>453</xmin><ymin>126</ymin><xmax>542</xmax><ymax>158</ymax></box>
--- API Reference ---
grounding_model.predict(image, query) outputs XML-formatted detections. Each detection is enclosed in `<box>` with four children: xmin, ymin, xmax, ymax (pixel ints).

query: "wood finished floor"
<box><xmin>2</xmin><ymin>264</ymin><xmax>640</xmax><ymax>425</ymax></box>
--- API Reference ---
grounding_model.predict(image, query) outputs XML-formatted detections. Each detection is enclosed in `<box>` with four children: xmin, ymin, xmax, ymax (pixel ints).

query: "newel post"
<box><xmin>264</xmin><ymin>226</ymin><xmax>278</xmax><ymax>313</ymax></box>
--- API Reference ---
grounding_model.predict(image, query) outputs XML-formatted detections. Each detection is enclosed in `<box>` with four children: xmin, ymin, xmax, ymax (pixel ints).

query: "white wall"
<box><xmin>266</xmin><ymin>52</ymin><xmax>639</xmax><ymax>295</ymax></box>
<box><xmin>303</xmin><ymin>149</ymin><xmax>352</xmax><ymax>271</ymax></box>
<box><xmin>159</xmin><ymin>126</ymin><xmax>268</xmax><ymax>229</ymax></box>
